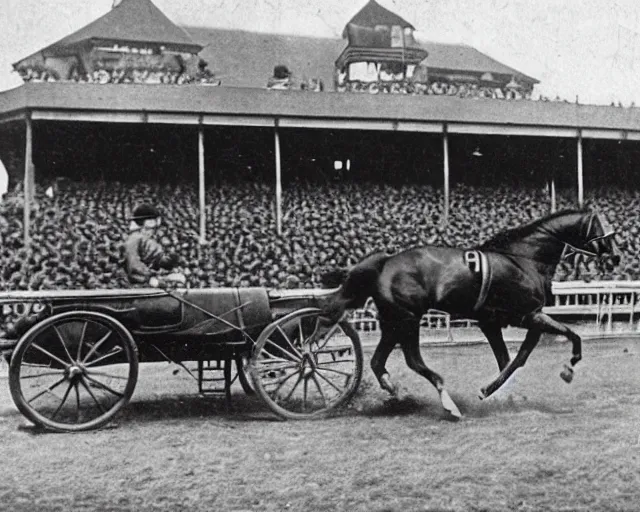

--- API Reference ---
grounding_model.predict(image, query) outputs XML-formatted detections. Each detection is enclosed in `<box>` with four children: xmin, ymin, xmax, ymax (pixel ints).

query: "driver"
<box><xmin>123</xmin><ymin>204</ymin><xmax>186</xmax><ymax>287</ymax></box>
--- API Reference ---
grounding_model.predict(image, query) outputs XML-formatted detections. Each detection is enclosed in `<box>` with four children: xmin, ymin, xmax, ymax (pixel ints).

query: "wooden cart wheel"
<box><xmin>235</xmin><ymin>354</ymin><xmax>255</xmax><ymax>395</ymax></box>
<box><xmin>9</xmin><ymin>311</ymin><xmax>138</xmax><ymax>432</ymax></box>
<box><xmin>250</xmin><ymin>308</ymin><xmax>362</xmax><ymax>420</ymax></box>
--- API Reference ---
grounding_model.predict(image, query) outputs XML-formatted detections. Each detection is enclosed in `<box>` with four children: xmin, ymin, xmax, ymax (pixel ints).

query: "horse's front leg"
<box><xmin>479</xmin><ymin>321</ymin><xmax>511</xmax><ymax>371</ymax></box>
<box><xmin>480</xmin><ymin>328</ymin><xmax>541</xmax><ymax>399</ymax></box>
<box><xmin>525</xmin><ymin>312</ymin><xmax>582</xmax><ymax>383</ymax></box>
<box><xmin>480</xmin><ymin>312</ymin><xmax>583</xmax><ymax>399</ymax></box>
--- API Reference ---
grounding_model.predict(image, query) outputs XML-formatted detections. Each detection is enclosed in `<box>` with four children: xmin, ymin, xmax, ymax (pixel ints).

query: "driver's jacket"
<box><xmin>123</xmin><ymin>230</ymin><xmax>178</xmax><ymax>284</ymax></box>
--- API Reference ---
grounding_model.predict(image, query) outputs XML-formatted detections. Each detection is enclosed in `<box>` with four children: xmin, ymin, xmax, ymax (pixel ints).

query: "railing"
<box><xmin>547</xmin><ymin>281</ymin><xmax>640</xmax><ymax>333</ymax></box>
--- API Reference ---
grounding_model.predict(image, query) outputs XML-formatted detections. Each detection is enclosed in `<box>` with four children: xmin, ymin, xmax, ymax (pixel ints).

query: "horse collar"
<box><xmin>464</xmin><ymin>250</ymin><xmax>493</xmax><ymax>312</ymax></box>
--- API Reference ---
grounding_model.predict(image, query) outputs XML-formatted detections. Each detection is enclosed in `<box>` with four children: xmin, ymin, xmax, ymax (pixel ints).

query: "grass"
<box><xmin>1</xmin><ymin>338</ymin><xmax>640</xmax><ymax>511</ymax></box>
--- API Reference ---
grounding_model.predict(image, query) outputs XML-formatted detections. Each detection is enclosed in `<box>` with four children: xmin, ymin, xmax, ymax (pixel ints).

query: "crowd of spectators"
<box><xmin>16</xmin><ymin>59</ymin><xmax>221</xmax><ymax>86</ymax></box>
<box><xmin>336</xmin><ymin>79</ymin><xmax>533</xmax><ymax>100</ymax></box>
<box><xmin>0</xmin><ymin>178</ymin><xmax>635</xmax><ymax>294</ymax></box>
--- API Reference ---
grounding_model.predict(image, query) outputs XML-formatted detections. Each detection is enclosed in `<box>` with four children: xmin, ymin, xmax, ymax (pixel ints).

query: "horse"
<box><xmin>315</xmin><ymin>209</ymin><xmax>619</xmax><ymax>419</ymax></box>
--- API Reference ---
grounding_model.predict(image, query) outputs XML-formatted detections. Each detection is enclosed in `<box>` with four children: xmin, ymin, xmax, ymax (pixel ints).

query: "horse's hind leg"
<box><xmin>370</xmin><ymin>321</ymin><xmax>401</xmax><ymax>396</ymax></box>
<box><xmin>398</xmin><ymin>320</ymin><xmax>462</xmax><ymax>419</ymax></box>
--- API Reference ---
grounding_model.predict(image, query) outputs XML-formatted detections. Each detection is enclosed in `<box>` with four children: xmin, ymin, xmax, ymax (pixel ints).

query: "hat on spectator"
<box><xmin>129</xmin><ymin>204</ymin><xmax>161</xmax><ymax>222</ymax></box>
<box><xmin>273</xmin><ymin>65</ymin><xmax>291</xmax><ymax>79</ymax></box>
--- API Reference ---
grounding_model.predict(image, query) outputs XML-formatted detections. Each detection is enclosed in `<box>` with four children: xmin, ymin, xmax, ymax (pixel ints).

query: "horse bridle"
<box><xmin>563</xmin><ymin>211</ymin><xmax>615</xmax><ymax>259</ymax></box>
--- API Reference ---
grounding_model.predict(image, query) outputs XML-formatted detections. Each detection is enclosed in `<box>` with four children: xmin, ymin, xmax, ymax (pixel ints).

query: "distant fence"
<box><xmin>347</xmin><ymin>281</ymin><xmax>640</xmax><ymax>338</ymax></box>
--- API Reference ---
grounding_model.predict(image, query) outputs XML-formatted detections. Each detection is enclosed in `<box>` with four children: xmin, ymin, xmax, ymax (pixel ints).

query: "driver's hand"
<box><xmin>166</xmin><ymin>272</ymin><xmax>187</xmax><ymax>285</ymax></box>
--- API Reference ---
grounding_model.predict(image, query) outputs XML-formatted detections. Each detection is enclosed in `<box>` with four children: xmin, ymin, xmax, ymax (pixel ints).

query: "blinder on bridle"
<box><xmin>561</xmin><ymin>211</ymin><xmax>616</xmax><ymax>261</ymax></box>
<box><xmin>583</xmin><ymin>211</ymin><xmax>615</xmax><ymax>257</ymax></box>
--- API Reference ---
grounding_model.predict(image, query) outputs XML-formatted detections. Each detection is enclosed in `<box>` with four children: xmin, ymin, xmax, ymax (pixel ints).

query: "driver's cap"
<box><xmin>129</xmin><ymin>204</ymin><xmax>161</xmax><ymax>222</ymax></box>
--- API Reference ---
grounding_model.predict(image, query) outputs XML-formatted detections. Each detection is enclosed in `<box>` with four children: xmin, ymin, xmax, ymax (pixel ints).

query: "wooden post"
<box><xmin>443</xmin><ymin>125</ymin><xmax>450</xmax><ymax>225</ymax></box>
<box><xmin>198</xmin><ymin>125</ymin><xmax>206</xmax><ymax>244</ymax></box>
<box><xmin>549</xmin><ymin>175</ymin><xmax>557</xmax><ymax>213</ymax></box>
<box><xmin>577</xmin><ymin>131</ymin><xmax>584</xmax><ymax>207</ymax></box>
<box><xmin>274</xmin><ymin>122</ymin><xmax>283</xmax><ymax>236</ymax></box>
<box><xmin>23</xmin><ymin>114</ymin><xmax>33</xmax><ymax>247</ymax></box>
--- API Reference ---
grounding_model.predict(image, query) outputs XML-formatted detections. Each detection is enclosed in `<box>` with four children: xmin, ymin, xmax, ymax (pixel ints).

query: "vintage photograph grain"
<box><xmin>1</xmin><ymin>1</ymin><xmax>640</xmax><ymax>511</ymax></box>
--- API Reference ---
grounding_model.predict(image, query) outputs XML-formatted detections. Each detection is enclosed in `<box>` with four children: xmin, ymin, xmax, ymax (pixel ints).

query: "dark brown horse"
<box><xmin>315</xmin><ymin>209</ymin><xmax>619</xmax><ymax>418</ymax></box>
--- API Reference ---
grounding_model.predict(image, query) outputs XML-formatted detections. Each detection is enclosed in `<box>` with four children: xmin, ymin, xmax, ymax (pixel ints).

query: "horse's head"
<box><xmin>574</xmin><ymin>210</ymin><xmax>620</xmax><ymax>265</ymax></box>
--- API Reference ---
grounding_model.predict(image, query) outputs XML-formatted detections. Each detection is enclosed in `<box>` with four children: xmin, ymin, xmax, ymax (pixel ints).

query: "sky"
<box><xmin>1</xmin><ymin>0</ymin><xmax>640</xmax><ymax>105</ymax></box>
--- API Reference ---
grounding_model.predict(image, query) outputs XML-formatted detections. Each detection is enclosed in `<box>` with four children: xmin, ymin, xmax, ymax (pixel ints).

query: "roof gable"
<box><xmin>421</xmin><ymin>42</ymin><xmax>538</xmax><ymax>83</ymax></box>
<box><xmin>18</xmin><ymin>0</ymin><xmax>201</xmax><ymax>63</ymax></box>
<box><xmin>343</xmin><ymin>0</ymin><xmax>415</xmax><ymax>38</ymax></box>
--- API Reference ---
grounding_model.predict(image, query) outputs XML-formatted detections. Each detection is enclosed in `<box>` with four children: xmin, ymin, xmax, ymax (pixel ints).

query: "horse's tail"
<box><xmin>319</xmin><ymin>252</ymin><xmax>390</xmax><ymax>323</ymax></box>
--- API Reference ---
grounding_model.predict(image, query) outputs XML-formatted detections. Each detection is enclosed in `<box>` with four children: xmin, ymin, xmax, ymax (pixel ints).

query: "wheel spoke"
<box><xmin>314</xmin><ymin>369</ymin><xmax>344</xmax><ymax>394</ymax></box>
<box><xmin>79</xmin><ymin>377</ymin><xmax>106</xmax><ymax>414</ymax></box>
<box><xmin>81</xmin><ymin>329</ymin><xmax>113</xmax><ymax>364</ymax></box>
<box><xmin>311</xmin><ymin>374</ymin><xmax>327</xmax><ymax>406</ymax></box>
<box><xmin>302</xmin><ymin>378</ymin><xmax>309</xmax><ymax>412</ymax></box>
<box><xmin>276</xmin><ymin>325</ymin><xmax>303</xmax><ymax>359</ymax></box>
<box><xmin>265</xmin><ymin>337</ymin><xmax>302</xmax><ymax>362</ymax></box>
<box><xmin>267</xmin><ymin>368</ymin><xmax>300</xmax><ymax>394</ymax></box>
<box><xmin>27</xmin><ymin>376</ymin><xmax>67</xmax><ymax>404</ymax></box>
<box><xmin>20</xmin><ymin>370</ymin><xmax>65</xmax><ymax>380</ymax></box>
<box><xmin>258</xmin><ymin>351</ymin><xmax>294</xmax><ymax>365</ymax></box>
<box><xmin>74</xmin><ymin>382</ymin><xmax>81</xmax><ymax>423</ymax></box>
<box><xmin>281</xmin><ymin>372</ymin><xmax>304</xmax><ymax>402</ymax></box>
<box><xmin>83</xmin><ymin>375</ymin><xmax>124</xmax><ymax>398</ymax></box>
<box><xmin>31</xmin><ymin>343</ymin><xmax>70</xmax><ymax>369</ymax></box>
<box><xmin>84</xmin><ymin>370</ymin><xmax>129</xmax><ymax>381</ymax></box>
<box><xmin>315</xmin><ymin>364</ymin><xmax>355</xmax><ymax>377</ymax></box>
<box><xmin>76</xmin><ymin>321</ymin><xmax>88</xmax><ymax>361</ymax></box>
<box><xmin>315</xmin><ymin>324</ymin><xmax>340</xmax><ymax>351</ymax></box>
<box><xmin>53</xmin><ymin>326</ymin><xmax>75</xmax><ymax>364</ymax></box>
<box><xmin>84</xmin><ymin>346</ymin><xmax>123</xmax><ymax>367</ymax></box>
<box><xmin>22</xmin><ymin>362</ymin><xmax>55</xmax><ymax>369</ymax></box>
<box><xmin>254</xmin><ymin>361</ymin><xmax>300</xmax><ymax>372</ymax></box>
<box><xmin>51</xmin><ymin>382</ymin><xmax>74</xmax><ymax>420</ymax></box>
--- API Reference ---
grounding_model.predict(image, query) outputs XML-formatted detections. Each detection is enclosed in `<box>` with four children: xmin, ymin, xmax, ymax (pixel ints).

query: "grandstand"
<box><xmin>2</xmin><ymin>0</ymin><xmax>640</xmax><ymax>336</ymax></box>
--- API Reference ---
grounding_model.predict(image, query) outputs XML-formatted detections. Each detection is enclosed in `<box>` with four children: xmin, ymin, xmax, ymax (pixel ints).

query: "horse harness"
<box><xmin>464</xmin><ymin>250</ymin><xmax>493</xmax><ymax>312</ymax></box>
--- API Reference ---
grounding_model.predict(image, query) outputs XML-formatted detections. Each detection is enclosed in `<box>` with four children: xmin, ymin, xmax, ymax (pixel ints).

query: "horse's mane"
<box><xmin>479</xmin><ymin>208</ymin><xmax>586</xmax><ymax>251</ymax></box>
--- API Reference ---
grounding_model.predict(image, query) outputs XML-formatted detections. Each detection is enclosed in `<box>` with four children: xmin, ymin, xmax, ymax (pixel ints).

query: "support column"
<box><xmin>577</xmin><ymin>131</ymin><xmax>584</xmax><ymax>207</ymax></box>
<box><xmin>23</xmin><ymin>114</ymin><xmax>34</xmax><ymax>247</ymax></box>
<box><xmin>274</xmin><ymin>122</ymin><xmax>283</xmax><ymax>236</ymax></box>
<box><xmin>549</xmin><ymin>174</ymin><xmax>557</xmax><ymax>213</ymax></box>
<box><xmin>443</xmin><ymin>125</ymin><xmax>450</xmax><ymax>225</ymax></box>
<box><xmin>198</xmin><ymin>125</ymin><xmax>206</xmax><ymax>244</ymax></box>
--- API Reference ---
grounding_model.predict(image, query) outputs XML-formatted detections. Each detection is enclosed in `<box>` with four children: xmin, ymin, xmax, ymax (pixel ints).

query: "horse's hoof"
<box><xmin>560</xmin><ymin>365</ymin><xmax>574</xmax><ymax>383</ymax></box>
<box><xmin>439</xmin><ymin>389</ymin><xmax>462</xmax><ymax>419</ymax></box>
<box><xmin>478</xmin><ymin>387</ymin><xmax>489</xmax><ymax>400</ymax></box>
<box><xmin>380</xmin><ymin>374</ymin><xmax>398</xmax><ymax>397</ymax></box>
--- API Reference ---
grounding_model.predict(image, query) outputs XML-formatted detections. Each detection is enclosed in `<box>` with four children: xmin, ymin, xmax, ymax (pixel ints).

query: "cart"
<box><xmin>0</xmin><ymin>287</ymin><xmax>362</xmax><ymax>432</ymax></box>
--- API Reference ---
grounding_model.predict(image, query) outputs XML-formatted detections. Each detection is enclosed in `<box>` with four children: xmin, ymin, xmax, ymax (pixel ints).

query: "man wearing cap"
<box><xmin>124</xmin><ymin>204</ymin><xmax>186</xmax><ymax>287</ymax></box>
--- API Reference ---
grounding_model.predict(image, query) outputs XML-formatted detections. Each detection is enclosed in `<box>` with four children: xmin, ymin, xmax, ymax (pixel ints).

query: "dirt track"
<box><xmin>1</xmin><ymin>338</ymin><xmax>640</xmax><ymax>512</ymax></box>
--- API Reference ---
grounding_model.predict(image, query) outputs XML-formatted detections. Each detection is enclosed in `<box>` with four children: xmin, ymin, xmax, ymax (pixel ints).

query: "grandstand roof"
<box><xmin>185</xmin><ymin>27</ymin><xmax>538</xmax><ymax>89</ymax></box>
<box><xmin>14</xmin><ymin>0</ymin><xmax>201</xmax><ymax>65</ymax></box>
<box><xmin>420</xmin><ymin>42</ymin><xmax>538</xmax><ymax>84</ymax></box>
<box><xmin>0</xmin><ymin>82</ymin><xmax>639</xmax><ymax>141</ymax></box>
<box><xmin>342</xmin><ymin>1</ymin><xmax>415</xmax><ymax>38</ymax></box>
